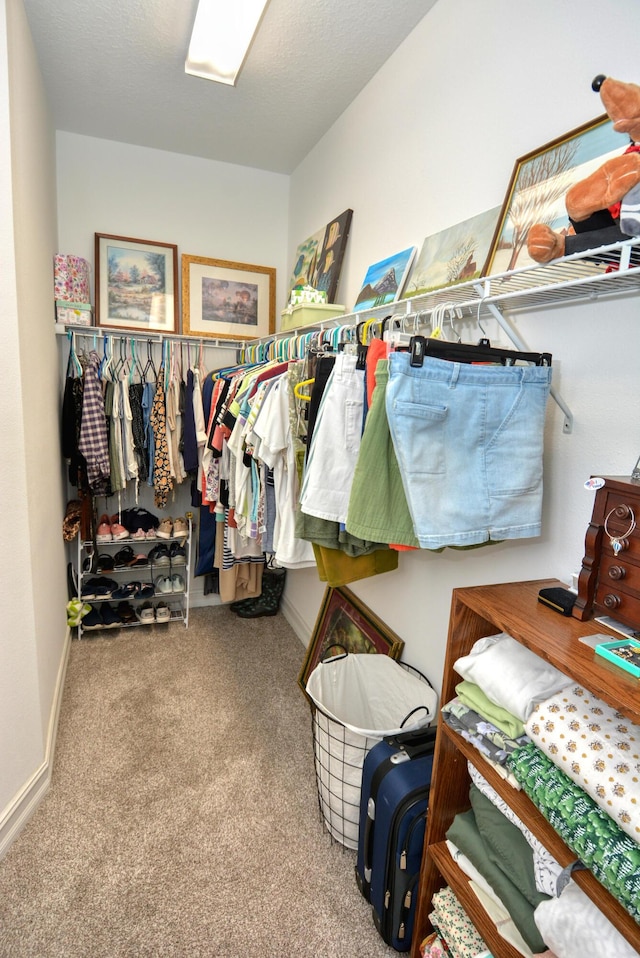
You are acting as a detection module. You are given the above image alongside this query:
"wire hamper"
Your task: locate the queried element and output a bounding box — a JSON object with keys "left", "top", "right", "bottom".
{"left": 306, "top": 655, "right": 437, "bottom": 850}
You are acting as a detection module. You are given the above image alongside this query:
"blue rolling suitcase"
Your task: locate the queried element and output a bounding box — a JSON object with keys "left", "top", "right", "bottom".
{"left": 355, "top": 726, "right": 436, "bottom": 952}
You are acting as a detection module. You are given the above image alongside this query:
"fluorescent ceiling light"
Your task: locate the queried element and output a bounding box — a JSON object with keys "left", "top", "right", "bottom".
{"left": 185, "top": 0, "right": 269, "bottom": 86}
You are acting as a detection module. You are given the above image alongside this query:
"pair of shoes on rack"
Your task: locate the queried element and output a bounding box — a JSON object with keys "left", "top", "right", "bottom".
{"left": 148, "top": 544, "right": 171, "bottom": 567}
{"left": 131, "top": 527, "right": 157, "bottom": 541}
{"left": 81, "top": 576, "right": 118, "bottom": 600}
{"left": 154, "top": 574, "right": 184, "bottom": 594}
{"left": 137, "top": 601, "right": 172, "bottom": 623}
{"left": 228, "top": 567, "right": 287, "bottom": 618}
{"left": 111, "top": 581, "right": 155, "bottom": 601}
{"left": 96, "top": 514, "right": 129, "bottom": 542}
{"left": 82, "top": 603, "right": 122, "bottom": 630}
{"left": 156, "top": 517, "right": 188, "bottom": 539}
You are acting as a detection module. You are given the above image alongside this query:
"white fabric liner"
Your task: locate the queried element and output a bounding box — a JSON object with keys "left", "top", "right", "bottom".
{"left": 306, "top": 653, "right": 438, "bottom": 735}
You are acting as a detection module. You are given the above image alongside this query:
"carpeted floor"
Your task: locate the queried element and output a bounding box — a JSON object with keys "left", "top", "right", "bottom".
{"left": 0, "top": 608, "right": 397, "bottom": 957}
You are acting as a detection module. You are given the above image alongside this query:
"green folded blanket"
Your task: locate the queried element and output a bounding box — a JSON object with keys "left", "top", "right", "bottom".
{"left": 455, "top": 680, "right": 525, "bottom": 739}
{"left": 508, "top": 741, "right": 640, "bottom": 923}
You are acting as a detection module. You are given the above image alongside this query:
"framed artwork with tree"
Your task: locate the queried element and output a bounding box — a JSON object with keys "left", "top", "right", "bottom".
{"left": 484, "top": 115, "right": 626, "bottom": 275}
{"left": 401, "top": 208, "right": 500, "bottom": 299}
{"left": 95, "top": 233, "right": 178, "bottom": 333}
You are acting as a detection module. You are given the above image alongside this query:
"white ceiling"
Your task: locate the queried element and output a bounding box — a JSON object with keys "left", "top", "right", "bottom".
{"left": 22, "top": 0, "right": 436, "bottom": 175}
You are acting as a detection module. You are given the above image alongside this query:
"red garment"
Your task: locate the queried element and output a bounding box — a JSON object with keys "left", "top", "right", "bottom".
{"left": 608, "top": 142, "right": 640, "bottom": 221}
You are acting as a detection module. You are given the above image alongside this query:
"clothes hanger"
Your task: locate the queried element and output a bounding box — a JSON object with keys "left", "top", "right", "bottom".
{"left": 407, "top": 334, "right": 552, "bottom": 367}
{"left": 293, "top": 378, "right": 315, "bottom": 401}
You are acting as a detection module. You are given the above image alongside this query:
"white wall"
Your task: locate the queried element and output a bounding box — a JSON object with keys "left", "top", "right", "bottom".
{"left": 0, "top": 0, "right": 67, "bottom": 849}
{"left": 285, "top": 0, "right": 640, "bottom": 691}
{"left": 57, "top": 133, "right": 290, "bottom": 316}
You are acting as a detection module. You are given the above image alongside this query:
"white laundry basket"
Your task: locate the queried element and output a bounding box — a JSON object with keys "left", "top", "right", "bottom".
{"left": 305, "top": 653, "right": 438, "bottom": 849}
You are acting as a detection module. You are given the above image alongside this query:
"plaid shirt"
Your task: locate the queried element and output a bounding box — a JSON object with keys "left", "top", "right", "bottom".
{"left": 78, "top": 351, "right": 110, "bottom": 491}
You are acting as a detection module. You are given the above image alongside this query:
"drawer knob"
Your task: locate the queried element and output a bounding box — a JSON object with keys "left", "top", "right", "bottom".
{"left": 614, "top": 504, "right": 633, "bottom": 520}
{"left": 608, "top": 565, "right": 626, "bottom": 580}
{"left": 603, "top": 593, "right": 621, "bottom": 609}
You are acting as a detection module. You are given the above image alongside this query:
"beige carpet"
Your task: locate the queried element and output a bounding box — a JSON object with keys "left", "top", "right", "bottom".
{"left": 0, "top": 608, "right": 397, "bottom": 957}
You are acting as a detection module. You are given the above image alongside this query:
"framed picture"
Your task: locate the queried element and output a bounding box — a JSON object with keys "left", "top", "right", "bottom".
{"left": 298, "top": 585, "right": 404, "bottom": 696}
{"left": 353, "top": 246, "right": 416, "bottom": 312}
{"left": 485, "top": 115, "right": 627, "bottom": 275}
{"left": 182, "top": 255, "right": 275, "bottom": 340}
{"left": 95, "top": 233, "right": 178, "bottom": 333}
{"left": 401, "top": 208, "right": 501, "bottom": 299}
{"left": 288, "top": 208, "right": 353, "bottom": 305}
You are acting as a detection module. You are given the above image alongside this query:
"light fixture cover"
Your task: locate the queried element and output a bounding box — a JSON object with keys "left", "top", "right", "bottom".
{"left": 185, "top": 0, "right": 269, "bottom": 86}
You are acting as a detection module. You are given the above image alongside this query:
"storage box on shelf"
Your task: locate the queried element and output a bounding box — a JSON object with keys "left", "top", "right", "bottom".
{"left": 76, "top": 517, "right": 192, "bottom": 638}
{"left": 410, "top": 578, "right": 640, "bottom": 958}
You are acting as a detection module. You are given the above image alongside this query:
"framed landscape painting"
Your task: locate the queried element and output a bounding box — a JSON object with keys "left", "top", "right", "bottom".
{"left": 352, "top": 246, "right": 416, "bottom": 312}
{"left": 401, "top": 208, "right": 500, "bottom": 299}
{"left": 485, "top": 115, "right": 626, "bottom": 275}
{"left": 182, "top": 254, "right": 275, "bottom": 340}
{"left": 298, "top": 586, "right": 404, "bottom": 696}
{"left": 95, "top": 233, "right": 178, "bottom": 332}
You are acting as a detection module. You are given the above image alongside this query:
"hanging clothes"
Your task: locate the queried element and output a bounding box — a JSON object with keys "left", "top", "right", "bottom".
{"left": 385, "top": 351, "right": 552, "bottom": 548}
{"left": 77, "top": 351, "right": 110, "bottom": 494}
{"left": 150, "top": 368, "right": 173, "bottom": 509}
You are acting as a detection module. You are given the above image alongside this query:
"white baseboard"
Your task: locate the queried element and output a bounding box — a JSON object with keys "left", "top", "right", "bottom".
{"left": 0, "top": 627, "right": 72, "bottom": 859}
{"left": 281, "top": 594, "right": 309, "bottom": 647}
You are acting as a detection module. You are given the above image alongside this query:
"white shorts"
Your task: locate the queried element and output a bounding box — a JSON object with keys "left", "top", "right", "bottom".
{"left": 299, "top": 353, "right": 364, "bottom": 524}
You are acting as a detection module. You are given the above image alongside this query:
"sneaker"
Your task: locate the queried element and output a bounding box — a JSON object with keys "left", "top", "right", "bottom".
{"left": 81, "top": 576, "right": 116, "bottom": 600}
{"left": 154, "top": 575, "right": 173, "bottom": 595}
{"left": 132, "top": 528, "right": 147, "bottom": 541}
{"left": 100, "top": 603, "right": 122, "bottom": 628}
{"left": 168, "top": 542, "right": 186, "bottom": 565}
{"left": 137, "top": 601, "right": 155, "bottom": 624}
{"left": 171, "top": 573, "right": 185, "bottom": 593}
{"left": 96, "top": 515, "right": 112, "bottom": 542}
{"left": 128, "top": 553, "right": 149, "bottom": 568}
{"left": 156, "top": 518, "right": 173, "bottom": 539}
{"left": 82, "top": 606, "right": 104, "bottom": 630}
{"left": 173, "top": 517, "right": 188, "bottom": 539}
{"left": 110, "top": 521, "right": 129, "bottom": 541}
{"left": 155, "top": 601, "right": 171, "bottom": 623}
{"left": 148, "top": 544, "right": 171, "bottom": 567}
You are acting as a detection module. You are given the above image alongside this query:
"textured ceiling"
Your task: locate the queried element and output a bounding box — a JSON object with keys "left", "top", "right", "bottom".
{"left": 22, "top": 0, "right": 436, "bottom": 174}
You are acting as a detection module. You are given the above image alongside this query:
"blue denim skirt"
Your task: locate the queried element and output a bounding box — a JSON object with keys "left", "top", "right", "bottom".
{"left": 386, "top": 352, "right": 552, "bottom": 548}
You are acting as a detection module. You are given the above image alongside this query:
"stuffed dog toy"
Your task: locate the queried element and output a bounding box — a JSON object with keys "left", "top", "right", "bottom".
{"left": 527, "top": 75, "right": 640, "bottom": 262}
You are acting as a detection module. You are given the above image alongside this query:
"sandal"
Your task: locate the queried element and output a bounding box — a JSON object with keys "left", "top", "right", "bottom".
{"left": 114, "top": 546, "right": 135, "bottom": 569}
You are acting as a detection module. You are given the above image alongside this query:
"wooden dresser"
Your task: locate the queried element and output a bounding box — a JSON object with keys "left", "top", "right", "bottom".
{"left": 573, "top": 475, "right": 640, "bottom": 631}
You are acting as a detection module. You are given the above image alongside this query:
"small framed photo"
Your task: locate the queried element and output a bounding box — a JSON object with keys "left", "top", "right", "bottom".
{"left": 182, "top": 254, "right": 275, "bottom": 340}
{"left": 353, "top": 246, "right": 416, "bottom": 312}
{"left": 95, "top": 233, "right": 178, "bottom": 333}
{"left": 298, "top": 586, "right": 404, "bottom": 696}
{"left": 484, "top": 115, "right": 625, "bottom": 275}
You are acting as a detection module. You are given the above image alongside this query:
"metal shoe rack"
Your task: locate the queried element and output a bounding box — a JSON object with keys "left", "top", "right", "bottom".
{"left": 75, "top": 515, "right": 192, "bottom": 638}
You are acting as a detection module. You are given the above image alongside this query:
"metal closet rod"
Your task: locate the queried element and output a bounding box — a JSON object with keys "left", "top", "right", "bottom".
{"left": 59, "top": 323, "right": 242, "bottom": 350}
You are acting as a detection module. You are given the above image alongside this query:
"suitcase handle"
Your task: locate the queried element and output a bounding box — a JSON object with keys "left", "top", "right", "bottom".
{"left": 384, "top": 723, "right": 437, "bottom": 758}
{"left": 363, "top": 798, "right": 375, "bottom": 888}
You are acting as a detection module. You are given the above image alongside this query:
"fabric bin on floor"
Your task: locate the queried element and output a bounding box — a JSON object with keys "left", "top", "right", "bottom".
{"left": 306, "top": 653, "right": 437, "bottom": 849}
